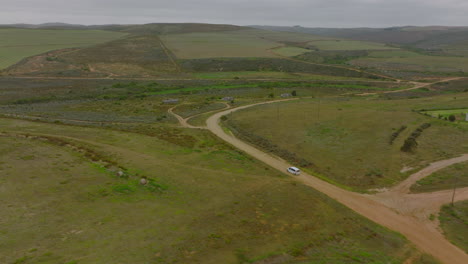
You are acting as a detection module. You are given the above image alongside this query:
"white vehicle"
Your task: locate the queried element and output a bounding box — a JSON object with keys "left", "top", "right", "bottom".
{"left": 287, "top": 167, "right": 301, "bottom": 175}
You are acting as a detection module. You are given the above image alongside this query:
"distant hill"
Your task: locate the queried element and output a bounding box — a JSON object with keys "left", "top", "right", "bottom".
{"left": 251, "top": 25, "right": 468, "bottom": 49}
{"left": 0, "top": 22, "right": 247, "bottom": 34}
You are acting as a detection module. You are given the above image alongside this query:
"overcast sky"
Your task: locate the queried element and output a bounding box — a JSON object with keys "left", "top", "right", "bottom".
{"left": 1, "top": 0, "right": 467, "bottom": 28}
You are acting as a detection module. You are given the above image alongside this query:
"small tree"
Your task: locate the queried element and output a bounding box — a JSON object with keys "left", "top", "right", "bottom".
{"left": 448, "top": 114, "right": 456, "bottom": 122}
{"left": 401, "top": 137, "right": 418, "bottom": 152}
{"left": 291, "top": 90, "right": 297, "bottom": 96}
{"left": 268, "top": 93, "right": 274, "bottom": 98}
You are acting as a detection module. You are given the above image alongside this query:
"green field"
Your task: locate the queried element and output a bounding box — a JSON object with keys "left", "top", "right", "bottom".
{"left": 192, "top": 71, "right": 378, "bottom": 81}
{"left": 422, "top": 108, "right": 468, "bottom": 118}
{"left": 225, "top": 93, "right": 468, "bottom": 191}
{"left": 351, "top": 54, "right": 468, "bottom": 73}
{"left": 272, "top": 47, "right": 310, "bottom": 57}
{"left": 160, "top": 30, "right": 280, "bottom": 59}
{"left": 439, "top": 201, "right": 468, "bottom": 253}
{"left": 0, "top": 29, "right": 126, "bottom": 69}
{"left": 309, "top": 40, "right": 397, "bottom": 51}
{"left": 411, "top": 161, "right": 468, "bottom": 193}
{"left": 0, "top": 118, "right": 425, "bottom": 264}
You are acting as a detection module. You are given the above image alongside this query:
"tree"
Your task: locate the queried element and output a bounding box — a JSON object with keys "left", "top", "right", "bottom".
{"left": 291, "top": 90, "right": 297, "bottom": 96}
{"left": 448, "top": 115, "right": 456, "bottom": 122}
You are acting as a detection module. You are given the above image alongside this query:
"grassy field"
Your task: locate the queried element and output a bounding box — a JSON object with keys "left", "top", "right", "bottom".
{"left": 309, "top": 40, "right": 397, "bottom": 51}
{"left": 0, "top": 118, "right": 429, "bottom": 264}
{"left": 225, "top": 93, "right": 468, "bottom": 191}
{"left": 4, "top": 34, "right": 178, "bottom": 77}
{"left": 192, "top": 71, "right": 382, "bottom": 81}
{"left": 351, "top": 54, "right": 468, "bottom": 73}
{"left": 411, "top": 161, "right": 468, "bottom": 193}
{"left": 0, "top": 29, "right": 126, "bottom": 69}
{"left": 272, "top": 47, "right": 310, "bottom": 57}
{"left": 439, "top": 201, "right": 468, "bottom": 253}
{"left": 422, "top": 108, "right": 468, "bottom": 120}
{"left": 160, "top": 30, "right": 280, "bottom": 59}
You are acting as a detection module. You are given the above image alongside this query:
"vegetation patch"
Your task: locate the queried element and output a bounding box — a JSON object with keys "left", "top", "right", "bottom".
{"left": 400, "top": 123, "right": 431, "bottom": 153}
{"left": 411, "top": 161, "right": 468, "bottom": 193}
{"left": 389, "top": 125, "right": 407, "bottom": 145}
{"left": 0, "top": 28, "right": 126, "bottom": 69}
{"left": 439, "top": 201, "right": 468, "bottom": 253}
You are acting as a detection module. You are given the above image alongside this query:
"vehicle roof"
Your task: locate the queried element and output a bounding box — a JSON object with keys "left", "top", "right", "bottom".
{"left": 289, "top": 167, "right": 300, "bottom": 171}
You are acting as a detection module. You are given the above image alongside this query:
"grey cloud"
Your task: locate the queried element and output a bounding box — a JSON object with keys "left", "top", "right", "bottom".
{"left": 0, "top": 0, "right": 467, "bottom": 27}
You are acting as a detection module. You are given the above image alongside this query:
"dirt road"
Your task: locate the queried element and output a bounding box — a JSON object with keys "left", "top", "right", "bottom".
{"left": 357, "top": 77, "right": 464, "bottom": 96}
{"left": 201, "top": 100, "right": 468, "bottom": 264}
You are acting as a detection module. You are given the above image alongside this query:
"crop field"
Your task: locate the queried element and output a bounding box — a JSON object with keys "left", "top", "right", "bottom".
{"left": 272, "top": 47, "right": 310, "bottom": 57}
{"left": 411, "top": 161, "right": 468, "bottom": 193}
{"left": 0, "top": 118, "right": 430, "bottom": 264}
{"left": 0, "top": 29, "right": 126, "bottom": 69}
{"left": 309, "top": 40, "right": 397, "bottom": 51}
{"left": 224, "top": 93, "right": 468, "bottom": 191}
{"left": 439, "top": 201, "right": 468, "bottom": 253}
{"left": 160, "top": 30, "right": 280, "bottom": 59}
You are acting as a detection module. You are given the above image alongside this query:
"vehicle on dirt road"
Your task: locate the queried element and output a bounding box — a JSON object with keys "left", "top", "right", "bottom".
{"left": 287, "top": 167, "right": 301, "bottom": 175}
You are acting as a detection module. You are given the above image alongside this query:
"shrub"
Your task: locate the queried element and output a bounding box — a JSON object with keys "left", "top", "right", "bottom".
{"left": 389, "top": 125, "right": 407, "bottom": 145}
{"left": 401, "top": 137, "right": 418, "bottom": 152}
{"left": 448, "top": 114, "right": 456, "bottom": 122}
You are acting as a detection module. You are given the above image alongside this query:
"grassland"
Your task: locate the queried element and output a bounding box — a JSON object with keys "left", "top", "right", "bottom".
{"left": 0, "top": 29, "right": 126, "bottom": 69}
{"left": 225, "top": 93, "right": 468, "bottom": 191}
{"left": 351, "top": 54, "right": 468, "bottom": 73}
{"left": 410, "top": 161, "right": 468, "bottom": 193}
{"left": 192, "top": 71, "right": 382, "bottom": 81}
{"left": 160, "top": 30, "right": 280, "bottom": 59}
{"left": 422, "top": 108, "right": 468, "bottom": 120}
{"left": 272, "top": 47, "right": 310, "bottom": 57}
{"left": 0, "top": 118, "right": 426, "bottom": 264}
{"left": 309, "top": 40, "right": 396, "bottom": 51}
{"left": 439, "top": 201, "right": 468, "bottom": 253}
{"left": 4, "top": 34, "right": 178, "bottom": 77}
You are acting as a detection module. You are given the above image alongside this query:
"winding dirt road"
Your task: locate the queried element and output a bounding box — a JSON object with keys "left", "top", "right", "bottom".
{"left": 180, "top": 100, "right": 468, "bottom": 264}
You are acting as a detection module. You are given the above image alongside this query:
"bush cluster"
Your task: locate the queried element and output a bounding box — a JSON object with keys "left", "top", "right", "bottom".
{"left": 400, "top": 123, "right": 431, "bottom": 152}
{"left": 389, "top": 125, "right": 407, "bottom": 145}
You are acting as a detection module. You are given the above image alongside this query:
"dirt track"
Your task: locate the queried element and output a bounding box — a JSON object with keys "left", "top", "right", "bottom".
{"left": 186, "top": 99, "right": 468, "bottom": 264}
{"left": 357, "top": 77, "right": 464, "bottom": 96}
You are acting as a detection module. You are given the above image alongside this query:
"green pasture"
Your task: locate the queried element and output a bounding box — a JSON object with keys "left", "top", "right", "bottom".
{"left": 422, "top": 108, "right": 468, "bottom": 118}
{"left": 225, "top": 92, "right": 468, "bottom": 191}
{"left": 192, "top": 71, "right": 376, "bottom": 81}
{"left": 440, "top": 201, "right": 468, "bottom": 253}
{"left": 272, "top": 46, "right": 310, "bottom": 57}
{"left": 309, "top": 40, "right": 397, "bottom": 51}
{"left": 411, "top": 161, "right": 468, "bottom": 193}
{"left": 0, "top": 29, "right": 126, "bottom": 69}
{"left": 0, "top": 118, "right": 424, "bottom": 263}
{"left": 160, "top": 30, "right": 280, "bottom": 59}
{"left": 351, "top": 54, "right": 468, "bottom": 73}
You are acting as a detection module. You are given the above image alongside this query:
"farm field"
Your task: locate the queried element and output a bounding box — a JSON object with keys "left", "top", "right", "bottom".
{"left": 272, "top": 47, "right": 310, "bottom": 57}
{"left": 0, "top": 29, "right": 126, "bottom": 69}
{"left": 0, "top": 118, "right": 430, "bottom": 264}
{"left": 410, "top": 161, "right": 468, "bottom": 193}
{"left": 160, "top": 30, "right": 280, "bottom": 59}
{"left": 308, "top": 40, "right": 397, "bottom": 51}
{"left": 224, "top": 93, "right": 468, "bottom": 191}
